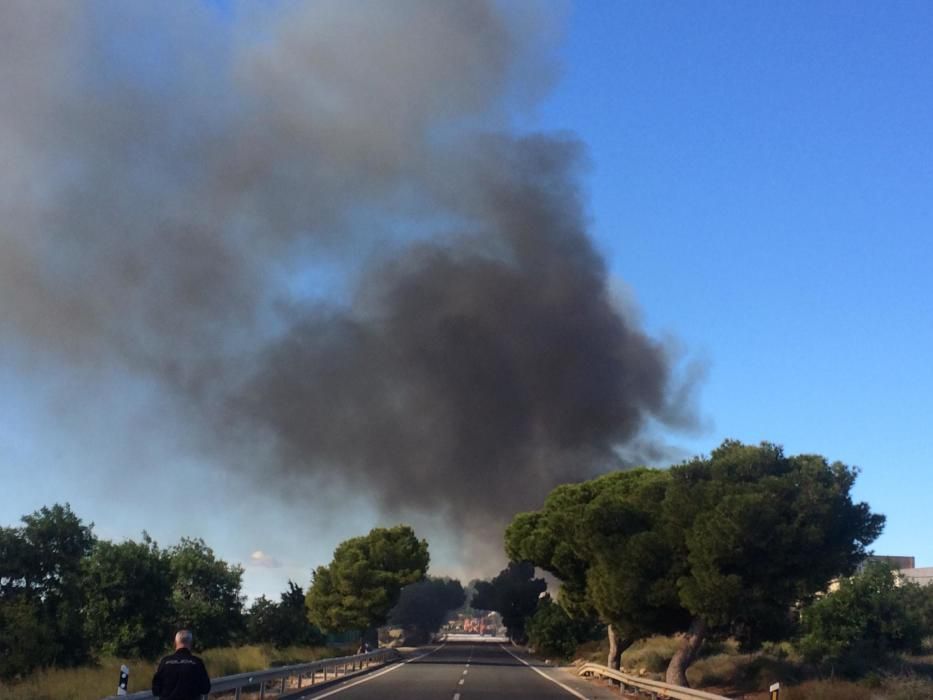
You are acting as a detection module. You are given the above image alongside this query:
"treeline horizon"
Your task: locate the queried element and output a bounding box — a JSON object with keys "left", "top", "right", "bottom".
{"left": 0, "top": 505, "right": 473, "bottom": 682}
{"left": 5, "top": 439, "right": 930, "bottom": 691}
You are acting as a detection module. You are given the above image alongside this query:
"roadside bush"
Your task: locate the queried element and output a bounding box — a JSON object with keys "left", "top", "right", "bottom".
{"left": 799, "top": 562, "right": 927, "bottom": 669}
{"left": 526, "top": 596, "right": 600, "bottom": 659}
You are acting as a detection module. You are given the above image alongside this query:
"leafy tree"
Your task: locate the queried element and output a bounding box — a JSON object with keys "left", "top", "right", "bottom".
{"left": 0, "top": 527, "right": 30, "bottom": 600}
{"left": 526, "top": 595, "right": 601, "bottom": 660}
{"left": 507, "top": 441, "right": 884, "bottom": 686}
{"left": 0, "top": 598, "right": 51, "bottom": 680}
{"left": 306, "top": 525, "right": 429, "bottom": 644}
{"left": 277, "top": 581, "right": 324, "bottom": 646}
{"left": 0, "top": 504, "right": 95, "bottom": 668}
{"left": 248, "top": 582, "right": 323, "bottom": 647}
{"left": 661, "top": 441, "right": 884, "bottom": 686}
{"left": 82, "top": 535, "right": 173, "bottom": 657}
{"left": 246, "top": 595, "right": 280, "bottom": 644}
{"left": 389, "top": 577, "right": 465, "bottom": 644}
{"left": 471, "top": 561, "right": 545, "bottom": 643}
{"left": 506, "top": 469, "right": 687, "bottom": 669}
{"left": 799, "top": 562, "right": 928, "bottom": 669}
{"left": 168, "top": 538, "right": 245, "bottom": 649}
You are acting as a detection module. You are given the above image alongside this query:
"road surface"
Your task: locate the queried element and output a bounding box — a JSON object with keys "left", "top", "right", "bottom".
{"left": 299, "top": 642, "right": 619, "bottom": 700}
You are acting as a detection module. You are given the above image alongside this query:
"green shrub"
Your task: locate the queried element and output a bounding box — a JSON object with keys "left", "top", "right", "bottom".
{"left": 526, "top": 596, "right": 600, "bottom": 660}
{"left": 798, "top": 562, "right": 928, "bottom": 669}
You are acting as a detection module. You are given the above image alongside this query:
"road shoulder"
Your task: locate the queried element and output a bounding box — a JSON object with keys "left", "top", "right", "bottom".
{"left": 500, "top": 646, "right": 627, "bottom": 700}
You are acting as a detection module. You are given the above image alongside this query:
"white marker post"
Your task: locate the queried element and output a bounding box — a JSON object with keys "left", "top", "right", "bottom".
{"left": 117, "top": 665, "right": 129, "bottom": 696}
{"left": 769, "top": 681, "right": 780, "bottom": 700}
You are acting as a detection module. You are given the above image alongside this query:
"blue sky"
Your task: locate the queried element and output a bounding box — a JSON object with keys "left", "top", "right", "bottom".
{"left": 531, "top": 0, "right": 932, "bottom": 563}
{"left": 1, "top": 1, "right": 930, "bottom": 600}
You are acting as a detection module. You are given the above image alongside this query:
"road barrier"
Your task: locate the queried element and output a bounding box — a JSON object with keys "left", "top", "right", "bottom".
{"left": 102, "top": 648, "right": 399, "bottom": 700}
{"left": 577, "top": 662, "right": 730, "bottom": 699}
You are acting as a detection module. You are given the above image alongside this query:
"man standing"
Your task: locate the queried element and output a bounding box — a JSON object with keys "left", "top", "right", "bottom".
{"left": 152, "top": 630, "right": 211, "bottom": 700}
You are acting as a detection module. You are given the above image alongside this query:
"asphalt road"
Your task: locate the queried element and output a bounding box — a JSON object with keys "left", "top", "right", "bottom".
{"left": 300, "top": 642, "right": 620, "bottom": 700}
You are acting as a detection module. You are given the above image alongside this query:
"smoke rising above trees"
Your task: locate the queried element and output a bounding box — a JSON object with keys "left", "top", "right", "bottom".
{"left": 0, "top": 1, "right": 699, "bottom": 551}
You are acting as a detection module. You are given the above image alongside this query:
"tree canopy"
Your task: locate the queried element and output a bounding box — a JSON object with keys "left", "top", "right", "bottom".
{"left": 169, "top": 537, "right": 246, "bottom": 649}
{"left": 506, "top": 440, "right": 884, "bottom": 686}
{"left": 388, "top": 577, "right": 465, "bottom": 644}
{"left": 306, "top": 525, "right": 429, "bottom": 637}
{"left": 471, "top": 561, "right": 546, "bottom": 643}
{"left": 0, "top": 504, "right": 95, "bottom": 673}
{"left": 662, "top": 441, "right": 883, "bottom": 685}
{"left": 247, "top": 581, "right": 323, "bottom": 647}
{"left": 82, "top": 535, "right": 173, "bottom": 657}
{"left": 506, "top": 468, "right": 687, "bottom": 668}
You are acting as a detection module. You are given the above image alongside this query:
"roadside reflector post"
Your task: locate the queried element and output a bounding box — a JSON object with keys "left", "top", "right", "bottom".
{"left": 117, "top": 665, "right": 129, "bottom": 696}
{"left": 770, "top": 682, "right": 780, "bottom": 699}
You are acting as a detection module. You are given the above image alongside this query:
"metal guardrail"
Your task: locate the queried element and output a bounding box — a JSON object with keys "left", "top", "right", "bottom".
{"left": 578, "top": 662, "right": 729, "bottom": 700}
{"left": 103, "top": 648, "right": 399, "bottom": 700}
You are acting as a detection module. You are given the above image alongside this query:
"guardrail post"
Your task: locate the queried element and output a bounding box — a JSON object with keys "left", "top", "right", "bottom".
{"left": 116, "top": 664, "right": 130, "bottom": 696}
{"left": 770, "top": 682, "right": 780, "bottom": 699}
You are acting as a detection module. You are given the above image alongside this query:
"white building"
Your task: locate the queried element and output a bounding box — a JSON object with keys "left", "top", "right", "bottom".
{"left": 900, "top": 567, "right": 933, "bottom": 587}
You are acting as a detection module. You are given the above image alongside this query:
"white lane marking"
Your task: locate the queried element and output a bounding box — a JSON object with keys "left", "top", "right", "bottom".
{"left": 499, "top": 644, "right": 588, "bottom": 700}
{"left": 462, "top": 669, "right": 468, "bottom": 675}
{"left": 458, "top": 679, "right": 465, "bottom": 685}
{"left": 453, "top": 695, "right": 460, "bottom": 700}
{"left": 308, "top": 645, "right": 446, "bottom": 698}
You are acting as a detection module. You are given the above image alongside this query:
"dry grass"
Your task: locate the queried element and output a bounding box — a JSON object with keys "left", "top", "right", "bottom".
{"left": 572, "top": 634, "right": 682, "bottom": 673}
{"left": 570, "top": 634, "right": 933, "bottom": 699}
{"left": 776, "top": 679, "right": 874, "bottom": 700}
{"left": 739, "top": 677, "right": 933, "bottom": 700}
{"left": 621, "top": 635, "right": 682, "bottom": 675}
{"left": 0, "top": 645, "right": 342, "bottom": 700}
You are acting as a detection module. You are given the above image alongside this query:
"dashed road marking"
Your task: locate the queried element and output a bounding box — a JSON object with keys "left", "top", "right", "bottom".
{"left": 458, "top": 678, "right": 465, "bottom": 685}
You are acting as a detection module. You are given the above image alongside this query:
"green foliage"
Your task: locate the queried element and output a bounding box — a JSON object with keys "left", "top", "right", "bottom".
{"left": 168, "top": 538, "right": 245, "bottom": 649}
{"left": 0, "top": 504, "right": 95, "bottom": 673}
{"left": 666, "top": 441, "right": 885, "bottom": 646}
{"left": 526, "top": 595, "right": 601, "bottom": 659}
{"left": 506, "top": 469, "right": 688, "bottom": 642}
{"left": 246, "top": 596, "right": 278, "bottom": 644}
{"left": 471, "top": 561, "right": 545, "bottom": 642}
{"left": 799, "top": 562, "right": 929, "bottom": 666}
{"left": 247, "top": 582, "right": 323, "bottom": 647}
{"left": 81, "top": 535, "right": 173, "bottom": 658}
{"left": 306, "top": 525, "right": 429, "bottom": 634}
{"left": 389, "top": 577, "right": 465, "bottom": 643}
{"left": 0, "top": 598, "right": 52, "bottom": 680}
{"left": 506, "top": 440, "right": 884, "bottom": 684}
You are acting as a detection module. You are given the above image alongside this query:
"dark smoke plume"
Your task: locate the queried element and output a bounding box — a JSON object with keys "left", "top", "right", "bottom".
{"left": 1, "top": 1, "right": 698, "bottom": 550}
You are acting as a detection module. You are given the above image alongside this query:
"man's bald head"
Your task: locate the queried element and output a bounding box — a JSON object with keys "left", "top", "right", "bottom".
{"left": 174, "top": 630, "right": 194, "bottom": 650}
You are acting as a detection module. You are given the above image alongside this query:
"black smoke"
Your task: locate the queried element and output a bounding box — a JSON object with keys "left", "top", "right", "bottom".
{"left": 0, "top": 1, "right": 699, "bottom": 551}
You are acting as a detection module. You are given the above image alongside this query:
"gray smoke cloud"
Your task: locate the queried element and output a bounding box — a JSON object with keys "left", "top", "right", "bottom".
{"left": 1, "top": 1, "right": 698, "bottom": 551}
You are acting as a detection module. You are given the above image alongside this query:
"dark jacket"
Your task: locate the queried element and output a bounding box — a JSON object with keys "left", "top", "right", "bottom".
{"left": 151, "top": 648, "right": 211, "bottom": 700}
